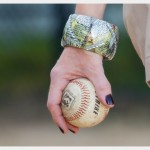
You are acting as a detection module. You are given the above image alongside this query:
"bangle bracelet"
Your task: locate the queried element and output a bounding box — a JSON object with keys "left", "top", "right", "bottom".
{"left": 61, "top": 14, "right": 119, "bottom": 60}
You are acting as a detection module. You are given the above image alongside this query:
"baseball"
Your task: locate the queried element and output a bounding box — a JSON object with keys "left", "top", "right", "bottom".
{"left": 61, "top": 78, "right": 109, "bottom": 128}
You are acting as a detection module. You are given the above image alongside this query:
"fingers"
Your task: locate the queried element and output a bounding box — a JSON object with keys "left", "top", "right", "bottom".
{"left": 47, "top": 79, "right": 68, "bottom": 133}
{"left": 88, "top": 67, "right": 115, "bottom": 109}
{"left": 47, "top": 69, "right": 79, "bottom": 134}
{"left": 66, "top": 122, "right": 80, "bottom": 134}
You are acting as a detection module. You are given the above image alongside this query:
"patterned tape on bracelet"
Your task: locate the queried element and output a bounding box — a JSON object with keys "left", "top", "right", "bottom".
{"left": 61, "top": 14, "right": 119, "bottom": 60}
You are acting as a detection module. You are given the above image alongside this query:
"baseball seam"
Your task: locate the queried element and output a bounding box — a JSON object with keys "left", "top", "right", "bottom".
{"left": 65, "top": 80, "right": 90, "bottom": 121}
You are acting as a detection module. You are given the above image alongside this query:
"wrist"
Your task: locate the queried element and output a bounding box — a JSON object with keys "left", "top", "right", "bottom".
{"left": 64, "top": 46, "right": 103, "bottom": 62}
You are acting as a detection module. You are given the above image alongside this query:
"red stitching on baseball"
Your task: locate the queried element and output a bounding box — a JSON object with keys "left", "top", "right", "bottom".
{"left": 65, "top": 79, "right": 90, "bottom": 122}
{"left": 81, "top": 102, "right": 88, "bottom": 107}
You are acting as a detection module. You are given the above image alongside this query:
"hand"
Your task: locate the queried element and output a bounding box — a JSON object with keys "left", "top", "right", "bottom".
{"left": 47, "top": 46, "right": 114, "bottom": 134}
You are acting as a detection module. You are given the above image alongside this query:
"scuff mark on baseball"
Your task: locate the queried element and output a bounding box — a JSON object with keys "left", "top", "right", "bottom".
{"left": 61, "top": 78, "right": 110, "bottom": 128}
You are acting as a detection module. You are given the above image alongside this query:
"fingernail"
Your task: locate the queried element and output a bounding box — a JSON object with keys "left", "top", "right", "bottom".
{"left": 105, "top": 94, "right": 114, "bottom": 105}
{"left": 58, "top": 127, "right": 64, "bottom": 134}
{"left": 69, "top": 129, "right": 75, "bottom": 134}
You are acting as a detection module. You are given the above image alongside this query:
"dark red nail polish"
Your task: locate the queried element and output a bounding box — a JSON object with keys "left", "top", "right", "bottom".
{"left": 69, "top": 129, "right": 75, "bottom": 134}
{"left": 105, "top": 94, "right": 114, "bottom": 105}
{"left": 59, "top": 127, "right": 64, "bottom": 134}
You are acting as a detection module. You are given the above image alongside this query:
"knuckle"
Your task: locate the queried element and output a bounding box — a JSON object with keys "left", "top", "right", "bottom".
{"left": 50, "top": 66, "right": 64, "bottom": 79}
{"left": 47, "top": 101, "right": 55, "bottom": 112}
{"left": 98, "top": 82, "right": 111, "bottom": 92}
{"left": 50, "top": 67, "right": 59, "bottom": 78}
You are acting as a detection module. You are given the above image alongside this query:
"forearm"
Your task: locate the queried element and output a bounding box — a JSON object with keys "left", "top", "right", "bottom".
{"left": 75, "top": 4, "right": 106, "bottom": 19}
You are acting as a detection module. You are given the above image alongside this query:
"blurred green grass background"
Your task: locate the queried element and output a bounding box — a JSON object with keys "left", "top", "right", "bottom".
{"left": 0, "top": 4, "right": 148, "bottom": 92}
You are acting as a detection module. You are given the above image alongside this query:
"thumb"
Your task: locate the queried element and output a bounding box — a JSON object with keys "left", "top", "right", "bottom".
{"left": 90, "top": 73, "right": 115, "bottom": 109}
